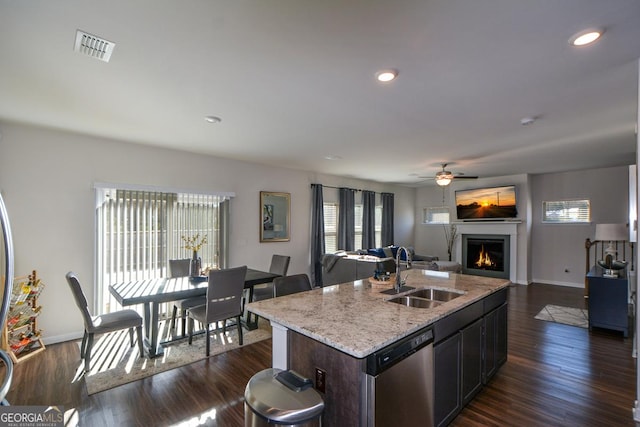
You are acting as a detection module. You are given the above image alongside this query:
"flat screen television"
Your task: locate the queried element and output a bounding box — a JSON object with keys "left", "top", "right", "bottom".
{"left": 455, "top": 185, "right": 518, "bottom": 220}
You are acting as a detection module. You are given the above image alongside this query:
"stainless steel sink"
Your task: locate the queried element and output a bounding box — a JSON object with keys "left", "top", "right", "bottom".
{"left": 387, "top": 296, "right": 442, "bottom": 309}
{"left": 386, "top": 287, "right": 465, "bottom": 309}
{"left": 380, "top": 285, "right": 414, "bottom": 295}
{"left": 406, "top": 288, "right": 464, "bottom": 302}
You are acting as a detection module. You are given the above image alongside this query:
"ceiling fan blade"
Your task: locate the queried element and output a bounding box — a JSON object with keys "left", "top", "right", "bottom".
{"left": 453, "top": 175, "right": 478, "bottom": 180}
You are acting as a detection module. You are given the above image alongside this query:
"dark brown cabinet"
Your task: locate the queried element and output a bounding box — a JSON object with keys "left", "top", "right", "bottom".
{"left": 484, "top": 302, "right": 508, "bottom": 382}
{"left": 434, "top": 289, "right": 508, "bottom": 427}
{"left": 434, "top": 332, "right": 461, "bottom": 427}
{"left": 461, "top": 318, "right": 484, "bottom": 404}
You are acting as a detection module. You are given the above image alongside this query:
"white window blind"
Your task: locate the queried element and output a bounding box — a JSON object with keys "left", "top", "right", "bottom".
{"left": 542, "top": 199, "right": 591, "bottom": 223}
{"left": 423, "top": 207, "right": 450, "bottom": 224}
{"left": 323, "top": 203, "right": 338, "bottom": 253}
{"left": 354, "top": 204, "right": 363, "bottom": 250}
{"left": 95, "top": 187, "right": 230, "bottom": 314}
{"left": 374, "top": 205, "right": 382, "bottom": 247}
{"left": 325, "top": 202, "right": 382, "bottom": 252}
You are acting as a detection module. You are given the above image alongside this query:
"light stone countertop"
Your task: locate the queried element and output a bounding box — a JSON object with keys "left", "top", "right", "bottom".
{"left": 247, "top": 269, "right": 510, "bottom": 358}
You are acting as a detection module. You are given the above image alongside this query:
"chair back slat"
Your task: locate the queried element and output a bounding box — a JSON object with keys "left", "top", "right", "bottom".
{"left": 273, "top": 273, "right": 312, "bottom": 298}
{"left": 205, "top": 265, "right": 247, "bottom": 323}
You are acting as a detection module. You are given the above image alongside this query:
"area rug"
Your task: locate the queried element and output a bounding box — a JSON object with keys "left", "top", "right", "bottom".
{"left": 534, "top": 304, "right": 588, "bottom": 329}
{"left": 81, "top": 319, "right": 271, "bottom": 395}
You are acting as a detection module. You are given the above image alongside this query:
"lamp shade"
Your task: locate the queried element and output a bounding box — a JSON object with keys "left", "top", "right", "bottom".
{"left": 594, "top": 223, "right": 627, "bottom": 242}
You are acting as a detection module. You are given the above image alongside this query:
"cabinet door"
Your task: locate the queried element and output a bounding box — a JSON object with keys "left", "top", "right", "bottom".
{"left": 484, "top": 303, "right": 508, "bottom": 383}
{"left": 588, "top": 276, "right": 628, "bottom": 336}
{"left": 434, "top": 333, "right": 461, "bottom": 427}
{"left": 461, "top": 318, "right": 483, "bottom": 404}
{"left": 495, "top": 303, "right": 508, "bottom": 367}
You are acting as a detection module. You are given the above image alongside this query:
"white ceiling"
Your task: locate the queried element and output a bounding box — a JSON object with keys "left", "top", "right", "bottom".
{"left": 1, "top": 0, "right": 639, "bottom": 186}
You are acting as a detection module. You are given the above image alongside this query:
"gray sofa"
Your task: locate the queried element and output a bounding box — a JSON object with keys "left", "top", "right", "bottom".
{"left": 321, "top": 254, "right": 395, "bottom": 286}
{"left": 321, "top": 249, "right": 460, "bottom": 286}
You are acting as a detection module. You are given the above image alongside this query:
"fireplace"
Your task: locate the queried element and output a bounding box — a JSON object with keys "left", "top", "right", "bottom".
{"left": 462, "top": 234, "right": 510, "bottom": 279}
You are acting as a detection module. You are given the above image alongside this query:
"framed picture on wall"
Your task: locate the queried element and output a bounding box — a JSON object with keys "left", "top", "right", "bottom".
{"left": 260, "top": 191, "right": 290, "bottom": 242}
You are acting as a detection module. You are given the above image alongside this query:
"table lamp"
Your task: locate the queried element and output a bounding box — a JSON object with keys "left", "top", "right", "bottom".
{"left": 594, "top": 223, "right": 628, "bottom": 278}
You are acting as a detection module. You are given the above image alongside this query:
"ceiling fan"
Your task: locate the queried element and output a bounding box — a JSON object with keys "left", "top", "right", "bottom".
{"left": 423, "top": 163, "right": 478, "bottom": 186}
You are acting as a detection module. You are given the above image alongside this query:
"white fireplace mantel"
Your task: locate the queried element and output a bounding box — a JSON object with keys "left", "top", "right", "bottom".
{"left": 454, "top": 221, "right": 519, "bottom": 283}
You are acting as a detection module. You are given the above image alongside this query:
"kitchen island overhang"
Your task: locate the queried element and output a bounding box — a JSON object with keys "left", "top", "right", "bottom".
{"left": 247, "top": 269, "right": 510, "bottom": 361}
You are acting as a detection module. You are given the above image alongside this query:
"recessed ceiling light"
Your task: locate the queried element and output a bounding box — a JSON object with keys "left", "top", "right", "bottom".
{"left": 204, "top": 116, "right": 222, "bottom": 123}
{"left": 569, "top": 28, "right": 604, "bottom": 46}
{"left": 324, "top": 155, "right": 342, "bottom": 160}
{"left": 520, "top": 116, "right": 537, "bottom": 126}
{"left": 375, "top": 69, "right": 398, "bottom": 83}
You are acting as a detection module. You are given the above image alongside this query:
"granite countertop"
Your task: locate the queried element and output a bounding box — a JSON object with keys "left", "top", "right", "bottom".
{"left": 247, "top": 269, "right": 510, "bottom": 358}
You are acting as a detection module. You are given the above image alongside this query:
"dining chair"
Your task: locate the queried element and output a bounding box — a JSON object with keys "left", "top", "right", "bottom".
{"left": 187, "top": 265, "right": 248, "bottom": 356}
{"left": 66, "top": 271, "right": 144, "bottom": 371}
{"left": 169, "top": 258, "right": 191, "bottom": 277}
{"left": 168, "top": 258, "right": 206, "bottom": 337}
{"left": 273, "top": 273, "right": 313, "bottom": 297}
{"left": 251, "top": 254, "right": 291, "bottom": 302}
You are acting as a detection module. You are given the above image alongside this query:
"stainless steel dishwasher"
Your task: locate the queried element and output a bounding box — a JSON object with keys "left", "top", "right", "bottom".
{"left": 363, "top": 327, "right": 434, "bottom": 427}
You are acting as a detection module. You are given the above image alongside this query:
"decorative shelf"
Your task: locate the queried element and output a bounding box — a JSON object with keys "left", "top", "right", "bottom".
{"left": 2, "top": 270, "right": 46, "bottom": 363}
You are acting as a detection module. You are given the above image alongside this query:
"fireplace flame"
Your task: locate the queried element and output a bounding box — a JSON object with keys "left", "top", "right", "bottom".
{"left": 475, "top": 244, "right": 495, "bottom": 268}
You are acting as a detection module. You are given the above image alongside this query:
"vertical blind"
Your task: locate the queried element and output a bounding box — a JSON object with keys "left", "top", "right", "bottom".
{"left": 95, "top": 187, "right": 230, "bottom": 314}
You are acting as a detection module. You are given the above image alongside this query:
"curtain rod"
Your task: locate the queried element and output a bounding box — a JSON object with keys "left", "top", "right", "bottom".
{"left": 323, "top": 185, "right": 362, "bottom": 192}
{"left": 310, "top": 183, "right": 362, "bottom": 191}
{"left": 311, "top": 184, "right": 394, "bottom": 195}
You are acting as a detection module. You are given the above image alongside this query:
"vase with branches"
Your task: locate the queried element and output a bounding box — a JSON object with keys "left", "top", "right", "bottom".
{"left": 182, "top": 234, "right": 207, "bottom": 276}
{"left": 443, "top": 224, "right": 458, "bottom": 261}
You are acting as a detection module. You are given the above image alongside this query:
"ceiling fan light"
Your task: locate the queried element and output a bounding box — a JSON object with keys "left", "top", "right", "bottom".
{"left": 435, "top": 171, "right": 453, "bottom": 186}
{"left": 436, "top": 177, "right": 452, "bottom": 186}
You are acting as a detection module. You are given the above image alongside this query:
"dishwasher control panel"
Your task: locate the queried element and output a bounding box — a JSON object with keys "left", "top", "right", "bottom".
{"left": 365, "top": 327, "right": 434, "bottom": 376}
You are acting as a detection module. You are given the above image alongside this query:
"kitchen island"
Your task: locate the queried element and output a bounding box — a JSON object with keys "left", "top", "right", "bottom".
{"left": 247, "top": 269, "right": 510, "bottom": 426}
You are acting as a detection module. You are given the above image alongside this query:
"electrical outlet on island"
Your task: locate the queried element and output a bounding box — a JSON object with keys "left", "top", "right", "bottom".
{"left": 315, "top": 368, "right": 326, "bottom": 393}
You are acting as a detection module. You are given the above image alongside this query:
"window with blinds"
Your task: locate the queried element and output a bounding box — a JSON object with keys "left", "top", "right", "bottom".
{"left": 354, "top": 204, "right": 382, "bottom": 250}
{"left": 542, "top": 199, "right": 591, "bottom": 223}
{"left": 95, "top": 187, "right": 231, "bottom": 314}
{"left": 423, "top": 206, "right": 450, "bottom": 224}
{"left": 324, "top": 202, "right": 382, "bottom": 253}
{"left": 323, "top": 203, "right": 338, "bottom": 253}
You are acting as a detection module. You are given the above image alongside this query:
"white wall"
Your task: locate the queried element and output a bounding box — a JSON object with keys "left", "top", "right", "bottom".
{"left": 530, "top": 166, "right": 629, "bottom": 287}
{"left": 0, "top": 122, "right": 414, "bottom": 343}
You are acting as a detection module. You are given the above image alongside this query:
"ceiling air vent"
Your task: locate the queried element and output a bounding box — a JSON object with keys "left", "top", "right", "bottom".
{"left": 74, "top": 30, "right": 115, "bottom": 63}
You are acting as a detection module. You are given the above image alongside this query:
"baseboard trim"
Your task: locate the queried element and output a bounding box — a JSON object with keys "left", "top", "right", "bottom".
{"left": 43, "top": 331, "right": 83, "bottom": 345}
{"left": 531, "top": 279, "right": 584, "bottom": 289}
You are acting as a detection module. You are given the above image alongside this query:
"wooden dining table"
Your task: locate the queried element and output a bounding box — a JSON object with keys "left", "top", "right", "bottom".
{"left": 109, "top": 268, "right": 280, "bottom": 358}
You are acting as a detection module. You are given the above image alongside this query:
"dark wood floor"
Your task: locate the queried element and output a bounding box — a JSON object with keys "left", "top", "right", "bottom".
{"left": 4, "top": 283, "right": 638, "bottom": 426}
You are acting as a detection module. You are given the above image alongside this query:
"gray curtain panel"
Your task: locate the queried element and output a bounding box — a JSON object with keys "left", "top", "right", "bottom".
{"left": 310, "top": 184, "right": 325, "bottom": 286}
{"left": 362, "top": 190, "right": 376, "bottom": 249}
{"left": 338, "top": 187, "right": 355, "bottom": 251}
{"left": 381, "top": 192, "right": 394, "bottom": 246}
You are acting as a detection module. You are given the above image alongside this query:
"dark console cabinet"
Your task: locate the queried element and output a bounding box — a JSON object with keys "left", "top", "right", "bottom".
{"left": 587, "top": 267, "right": 629, "bottom": 337}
